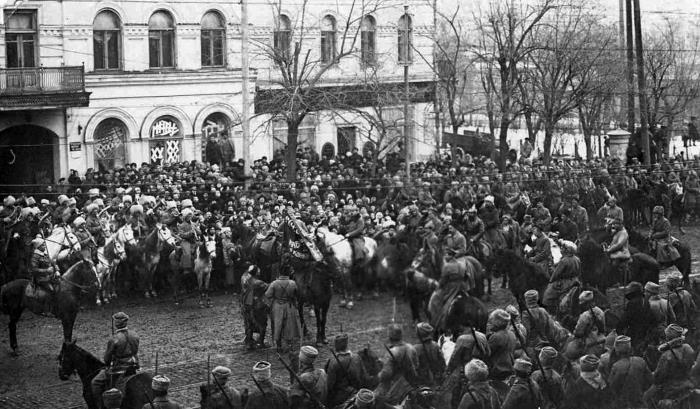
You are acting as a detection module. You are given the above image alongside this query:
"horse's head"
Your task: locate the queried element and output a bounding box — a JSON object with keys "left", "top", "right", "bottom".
{"left": 157, "top": 225, "right": 177, "bottom": 248}
{"left": 65, "top": 259, "right": 100, "bottom": 295}
{"left": 118, "top": 225, "right": 137, "bottom": 247}
{"left": 112, "top": 239, "right": 127, "bottom": 261}
{"left": 58, "top": 340, "right": 77, "bottom": 380}
{"left": 205, "top": 238, "right": 217, "bottom": 258}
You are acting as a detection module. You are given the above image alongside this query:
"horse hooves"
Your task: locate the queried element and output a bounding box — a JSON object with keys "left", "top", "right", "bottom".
{"left": 10, "top": 349, "right": 19, "bottom": 357}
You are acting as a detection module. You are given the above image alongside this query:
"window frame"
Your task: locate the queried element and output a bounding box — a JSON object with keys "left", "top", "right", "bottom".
{"left": 4, "top": 10, "right": 38, "bottom": 68}
{"left": 148, "top": 11, "right": 176, "bottom": 69}
{"left": 397, "top": 14, "right": 413, "bottom": 65}
{"left": 201, "top": 11, "right": 226, "bottom": 68}
{"left": 360, "top": 15, "right": 376, "bottom": 66}
{"left": 320, "top": 15, "right": 336, "bottom": 65}
{"left": 273, "top": 15, "right": 292, "bottom": 60}
{"left": 93, "top": 10, "right": 122, "bottom": 71}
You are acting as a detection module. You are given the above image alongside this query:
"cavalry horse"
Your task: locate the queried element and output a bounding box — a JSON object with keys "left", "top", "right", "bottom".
{"left": 133, "top": 225, "right": 176, "bottom": 299}
{"left": 627, "top": 228, "right": 692, "bottom": 285}
{"left": 194, "top": 236, "right": 217, "bottom": 308}
{"left": 58, "top": 340, "right": 153, "bottom": 409}
{"left": 112, "top": 224, "right": 138, "bottom": 293}
{"left": 231, "top": 222, "right": 282, "bottom": 282}
{"left": 1, "top": 259, "right": 98, "bottom": 354}
{"left": 578, "top": 228, "right": 660, "bottom": 290}
{"left": 295, "top": 260, "right": 333, "bottom": 346}
{"left": 95, "top": 236, "right": 126, "bottom": 305}
{"left": 489, "top": 248, "right": 550, "bottom": 309}
{"left": 315, "top": 225, "right": 377, "bottom": 309}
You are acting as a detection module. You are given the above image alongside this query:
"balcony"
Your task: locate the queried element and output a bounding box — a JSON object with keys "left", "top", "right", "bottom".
{"left": 0, "top": 66, "right": 91, "bottom": 111}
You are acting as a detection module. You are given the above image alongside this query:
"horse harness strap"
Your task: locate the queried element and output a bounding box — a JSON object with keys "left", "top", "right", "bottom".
{"left": 61, "top": 273, "right": 93, "bottom": 293}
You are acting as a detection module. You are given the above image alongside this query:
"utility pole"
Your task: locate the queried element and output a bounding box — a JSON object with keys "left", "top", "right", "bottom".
{"left": 241, "top": 0, "right": 251, "bottom": 176}
{"left": 432, "top": 0, "right": 440, "bottom": 160}
{"left": 403, "top": 4, "right": 411, "bottom": 180}
{"left": 618, "top": 0, "right": 626, "bottom": 127}
{"left": 625, "top": 0, "right": 635, "bottom": 135}
{"left": 633, "top": 0, "right": 651, "bottom": 165}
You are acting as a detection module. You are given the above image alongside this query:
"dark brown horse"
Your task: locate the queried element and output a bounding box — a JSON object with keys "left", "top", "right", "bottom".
{"left": 231, "top": 222, "right": 282, "bottom": 282}
{"left": 1, "top": 259, "right": 98, "bottom": 354}
{"left": 627, "top": 228, "right": 692, "bottom": 285}
{"left": 490, "top": 248, "right": 550, "bottom": 309}
{"left": 58, "top": 340, "right": 153, "bottom": 409}
{"left": 295, "top": 261, "right": 332, "bottom": 346}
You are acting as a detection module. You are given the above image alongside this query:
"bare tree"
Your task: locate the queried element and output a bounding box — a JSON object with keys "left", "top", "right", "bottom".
{"left": 253, "top": 0, "right": 385, "bottom": 181}
{"left": 522, "top": 3, "right": 615, "bottom": 163}
{"left": 473, "top": 0, "right": 557, "bottom": 170}
{"left": 642, "top": 20, "right": 700, "bottom": 139}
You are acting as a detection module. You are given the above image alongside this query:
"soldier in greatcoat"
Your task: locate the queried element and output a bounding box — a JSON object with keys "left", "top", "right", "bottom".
{"left": 289, "top": 346, "right": 327, "bottom": 409}
{"left": 325, "top": 333, "right": 371, "bottom": 408}
{"left": 245, "top": 361, "right": 289, "bottom": 409}
{"left": 265, "top": 270, "right": 302, "bottom": 374}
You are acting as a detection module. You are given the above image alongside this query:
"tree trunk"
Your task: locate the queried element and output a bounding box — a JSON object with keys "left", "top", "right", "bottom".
{"left": 286, "top": 120, "right": 300, "bottom": 182}
{"left": 498, "top": 115, "right": 510, "bottom": 171}
{"left": 543, "top": 121, "right": 554, "bottom": 165}
{"left": 451, "top": 124, "right": 459, "bottom": 163}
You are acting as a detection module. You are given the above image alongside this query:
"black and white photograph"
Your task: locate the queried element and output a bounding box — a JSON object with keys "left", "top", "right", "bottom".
{"left": 1, "top": 0, "right": 700, "bottom": 408}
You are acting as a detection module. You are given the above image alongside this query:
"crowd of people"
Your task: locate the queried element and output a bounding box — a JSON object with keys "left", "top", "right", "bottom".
{"left": 3, "top": 150, "right": 700, "bottom": 409}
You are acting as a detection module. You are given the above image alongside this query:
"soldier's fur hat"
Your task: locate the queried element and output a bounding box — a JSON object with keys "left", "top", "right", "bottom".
{"left": 465, "top": 359, "right": 488, "bottom": 381}
{"left": 252, "top": 361, "right": 271, "bottom": 381}
{"left": 334, "top": 334, "right": 349, "bottom": 352}
{"left": 299, "top": 345, "right": 319, "bottom": 364}
{"left": 151, "top": 375, "right": 170, "bottom": 392}
{"left": 112, "top": 311, "right": 129, "bottom": 329}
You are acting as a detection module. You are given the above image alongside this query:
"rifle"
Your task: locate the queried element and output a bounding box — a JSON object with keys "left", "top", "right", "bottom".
{"left": 211, "top": 374, "right": 235, "bottom": 408}
{"left": 250, "top": 374, "right": 267, "bottom": 397}
{"left": 329, "top": 348, "right": 358, "bottom": 390}
{"left": 143, "top": 387, "right": 156, "bottom": 409}
{"left": 511, "top": 314, "right": 554, "bottom": 406}
{"left": 277, "top": 353, "right": 328, "bottom": 409}
{"left": 383, "top": 344, "right": 420, "bottom": 390}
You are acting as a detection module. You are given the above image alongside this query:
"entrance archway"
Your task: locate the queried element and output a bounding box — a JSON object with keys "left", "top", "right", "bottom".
{"left": 0, "top": 125, "right": 57, "bottom": 194}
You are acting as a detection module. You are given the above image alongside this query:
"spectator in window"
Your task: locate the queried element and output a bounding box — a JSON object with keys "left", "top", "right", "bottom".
{"left": 206, "top": 136, "right": 223, "bottom": 166}
{"left": 219, "top": 131, "right": 236, "bottom": 164}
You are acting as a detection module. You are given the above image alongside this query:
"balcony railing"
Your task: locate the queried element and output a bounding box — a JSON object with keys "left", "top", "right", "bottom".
{"left": 0, "top": 66, "right": 89, "bottom": 110}
{"left": 0, "top": 65, "right": 86, "bottom": 95}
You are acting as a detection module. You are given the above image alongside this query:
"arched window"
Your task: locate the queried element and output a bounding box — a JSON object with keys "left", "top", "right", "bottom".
{"left": 361, "top": 15, "right": 376, "bottom": 65}
{"left": 149, "top": 11, "right": 175, "bottom": 68}
{"left": 201, "top": 11, "right": 225, "bottom": 67}
{"left": 93, "top": 10, "right": 121, "bottom": 70}
{"left": 363, "top": 141, "right": 376, "bottom": 158}
{"left": 398, "top": 14, "right": 412, "bottom": 64}
{"left": 320, "top": 15, "right": 336, "bottom": 64}
{"left": 274, "top": 15, "right": 291, "bottom": 59}
{"left": 321, "top": 142, "right": 335, "bottom": 159}
{"left": 94, "top": 118, "right": 127, "bottom": 171}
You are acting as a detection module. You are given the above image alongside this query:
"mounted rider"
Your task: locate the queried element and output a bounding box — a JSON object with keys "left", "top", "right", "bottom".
{"left": 526, "top": 222, "right": 552, "bottom": 275}
{"left": 375, "top": 324, "right": 419, "bottom": 405}
{"left": 30, "top": 235, "right": 59, "bottom": 294}
{"left": 666, "top": 273, "right": 697, "bottom": 331}
{"left": 340, "top": 204, "right": 366, "bottom": 263}
{"left": 128, "top": 204, "right": 147, "bottom": 240}
{"left": 463, "top": 205, "right": 485, "bottom": 244}
{"left": 160, "top": 201, "right": 180, "bottom": 233}
{"left": 649, "top": 205, "right": 681, "bottom": 263}
{"left": 542, "top": 241, "right": 580, "bottom": 312}
{"left": 604, "top": 218, "right": 630, "bottom": 283}
{"left": 177, "top": 206, "right": 200, "bottom": 272}
{"left": 643, "top": 324, "right": 695, "bottom": 408}
{"left": 597, "top": 196, "right": 624, "bottom": 230}
{"left": 91, "top": 312, "right": 140, "bottom": 409}
{"left": 73, "top": 217, "right": 97, "bottom": 263}
{"left": 85, "top": 203, "right": 105, "bottom": 247}
{"left": 530, "top": 200, "right": 552, "bottom": 232}
{"left": 15, "top": 206, "right": 41, "bottom": 272}
{"left": 479, "top": 195, "right": 506, "bottom": 252}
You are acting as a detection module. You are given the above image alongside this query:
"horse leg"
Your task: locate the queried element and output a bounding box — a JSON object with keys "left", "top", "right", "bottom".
{"left": 196, "top": 270, "right": 205, "bottom": 308}
{"left": 298, "top": 300, "right": 309, "bottom": 338}
{"left": 205, "top": 268, "right": 212, "bottom": 308}
{"left": 8, "top": 308, "right": 23, "bottom": 354}
{"left": 62, "top": 313, "right": 76, "bottom": 345}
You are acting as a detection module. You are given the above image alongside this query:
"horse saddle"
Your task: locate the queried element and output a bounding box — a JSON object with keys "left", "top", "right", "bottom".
{"left": 350, "top": 237, "right": 366, "bottom": 263}
{"left": 23, "top": 281, "right": 55, "bottom": 316}
{"left": 254, "top": 234, "right": 277, "bottom": 258}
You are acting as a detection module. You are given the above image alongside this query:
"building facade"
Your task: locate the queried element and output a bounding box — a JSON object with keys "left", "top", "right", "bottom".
{"left": 0, "top": 0, "right": 435, "bottom": 188}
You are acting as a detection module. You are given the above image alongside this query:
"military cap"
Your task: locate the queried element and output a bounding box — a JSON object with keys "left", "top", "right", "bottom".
{"left": 334, "top": 334, "right": 349, "bottom": 352}
{"left": 88, "top": 188, "right": 100, "bottom": 197}
{"left": 26, "top": 196, "right": 36, "bottom": 206}
{"left": 73, "top": 217, "right": 86, "bottom": 227}
{"left": 122, "top": 195, "right": 133, "bottom": 203}
{"left": 57, "top": 195, "right": 69, "bottom": 205}
{"left": 356, "top": 389, "right": 375, "bottom": 409}
{"left": 3, "top": 195, "right": 16, "bottom": 206}
{"left": 299, "top": 345, "right": 319, "bottom": 363}
{"left": 505, "top": 304, "right": 520, "bottom": 318}
{"left": 112, "top": 311, "right": 129, "bottom": 328}
{"left": 252, "top": 361, "right": 271, "bottom": 381}
{"left": 667, "top": 272, "right": 683, "bottom": 288}
{"left": 578, "top": 290, "right": 594, "bottom": 303}
{"left": 130, "top": 204, "right": 144, "bottom": 215}
{"left": 625, "top": 281, "right": 643, "bottom": 296}
{"left": 416, "top": 322, "right": 434, "bottom": 341}
{"left": 513, "top": 358, "right": 533, "bottom": 374}
{"left": 614, "top": 335, "right": 632, "bottom": 353}
{"left": 212, "top": 366, "right": 231, "bottom": 379}
{"left": 524, "top": 290, "right": 539, "bottom": 307}
{"left": 86, "top": 203, "right": 99, "bottom": 213}
{"left": 151, "top": 375, "right": 170, "bottom": 391}
{"left": 181, "top": 208, "right": 194, "bottom": 218}
{"left": 465, "top": 359, "right": 489, "bottom": 381}
{"left": 538, "top": 346, "right": 558, "bottom": 367}
{"left": 664, "top": 323, "right": 686, "bottom": 340}
{"left": 181, "top": 199, "right": 193, "bottom": 208}
{"left": 644, "top": 281, "right": 659, "bottom": 295}
{"left": 580, "top": 354, "right": 599, "bottom": 372}
{"left": 490, "top": 308, "right": 511, "bottom": 328}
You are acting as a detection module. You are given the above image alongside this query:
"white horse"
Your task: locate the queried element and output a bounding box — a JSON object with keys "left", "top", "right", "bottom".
{"left": 194, "top": 236, "right": 217, "bottom": 308}
{"left": 315, "top": 225, "right": 377, "bottom": 310}
{"left": 94, "top": 236, "right": 126, "bottom": 306}
{"left": 113, "top": 224, "right": 137, "bottom": 248}
{"left": 43, "top": 226, "right": 81, "bottom": 263}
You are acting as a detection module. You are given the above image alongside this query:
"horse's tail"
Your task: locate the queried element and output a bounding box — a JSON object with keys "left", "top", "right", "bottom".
{"left": 0, "top": 284, "right": 7, "bottom": 314}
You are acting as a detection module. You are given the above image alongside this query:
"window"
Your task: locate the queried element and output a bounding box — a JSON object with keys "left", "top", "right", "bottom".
{"left": 149, "top": 115, "right": 182, "bottom": 164}
{"left": 398, "top": 14, "right": 412, "bottom": 64}
{"left": 321, "top": 142, "right": 335, "bottom": 159}
{"left": 272, "top": 117, "right": 316, "bottom": 153}
{"left": 94, "top": 118, "right": 127, "bottom": 171}
{"left": 4, "top": 10, "right": 37, "bottom": 68}
{"left": 337, "top": 126, "right": 356, "bottom": 156}
{"left": 320, "top": 15, "right": 336, "bottom": 65}
{"left": 149, "top": 11, "right": 175, "bottom": 68}
{"left": 273, "top": 15, "right": 291, "bottom": 60}
{"left": 93, "top": 10, "right": 121, "bottom": 70}
{"left": 201, "top": 11, "right": 225, "bottom": 67}
{"left": 360, "top": 15, "right": 376, "bottom": 65}
{"left": 363, "top": 141, "right": 376, "bottom": 157}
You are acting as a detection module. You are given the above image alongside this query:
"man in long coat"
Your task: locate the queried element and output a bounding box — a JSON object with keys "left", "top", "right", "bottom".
{"left": 265, "top": 270, "right": 302, "bottom": 374}
{"left": 608, "top": 335, "right": 652, "bottom": 408}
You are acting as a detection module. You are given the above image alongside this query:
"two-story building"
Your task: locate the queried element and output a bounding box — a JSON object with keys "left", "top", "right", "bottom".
{"left": 0, "top": 0, "right": 435, "bottom": 189}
